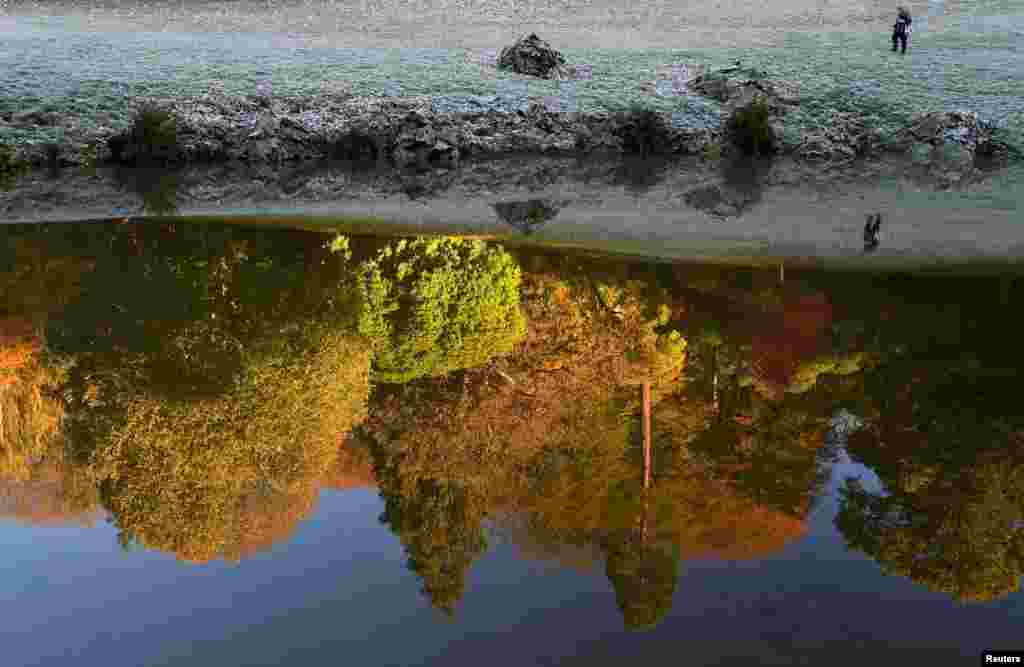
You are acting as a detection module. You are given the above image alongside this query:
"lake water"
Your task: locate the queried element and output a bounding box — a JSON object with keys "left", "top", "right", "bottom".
{"left": 2, "top": 219, "right": 1023, "bottom": 666}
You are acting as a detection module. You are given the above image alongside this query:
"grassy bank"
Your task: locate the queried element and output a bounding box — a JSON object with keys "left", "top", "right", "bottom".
{"left": 1, "top": 15, "right": 1021, "bottom": 150}
{"left": 1, "top": 6, "right": 1022, "bottom": 210}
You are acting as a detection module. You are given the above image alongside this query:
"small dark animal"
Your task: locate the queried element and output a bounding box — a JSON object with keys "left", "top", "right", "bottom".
{"left": 864, "top": 212, "right": 882, "bottom": 251}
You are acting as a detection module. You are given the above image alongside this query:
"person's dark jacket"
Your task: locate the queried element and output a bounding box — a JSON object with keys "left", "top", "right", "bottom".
{"left": 894, "top": 12, "right": 912, "bottom": 36}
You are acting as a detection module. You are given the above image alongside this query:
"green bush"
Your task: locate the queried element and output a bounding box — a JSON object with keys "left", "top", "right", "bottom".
{"left": 0, "top": 143, "right": 30, "bottom": 186}
{"left": 618, "top": 103, "right": 673, "bottom": 157}
{"left": 356, "top": 237, "right": 527, "bottom": 384}
{"left": 120, "top": 102, "right": 180, "bottom": 164}
{"left": 701, "top": 140, "right": 723, "bottom": 162}
{"left": 729, "top": 95, "right": 775, "bottom": 156}
{"left": 79, "top": 143, "right": 99, "bottom": 170}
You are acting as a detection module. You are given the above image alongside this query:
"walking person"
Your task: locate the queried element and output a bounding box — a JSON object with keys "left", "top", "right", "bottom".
{"left": 863, "top": 213, "right": 881, "bottom": 252}
{"left": 892, "top": 6, "right": 912, "bottom": 54}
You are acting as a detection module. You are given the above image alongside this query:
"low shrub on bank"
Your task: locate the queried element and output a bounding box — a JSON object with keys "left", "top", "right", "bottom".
{"left": 108, "top": 102, "right": 180, "bottom": 165}
{"left": 617, "top": 103, "right": 674, "bottom": 157}
{"left": 702, "top": 141, "right": 723, "bottom": 162}
{"left": 728, "top": 94, "right": 775, "bottom": 156}
{"left": 0, "top": 143, "right": 30, "bottom": 188}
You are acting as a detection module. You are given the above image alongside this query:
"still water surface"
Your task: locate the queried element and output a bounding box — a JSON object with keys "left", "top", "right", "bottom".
{"left": 2, "top": 220, "right": 1023, "bottom": 666}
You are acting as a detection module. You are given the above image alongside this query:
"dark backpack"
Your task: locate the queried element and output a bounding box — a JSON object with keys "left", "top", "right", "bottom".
{"left": 894, "top": 18, "right": 909, "bottom": 35}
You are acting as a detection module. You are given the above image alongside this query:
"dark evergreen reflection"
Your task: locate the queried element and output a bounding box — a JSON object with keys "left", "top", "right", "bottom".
{"left": 3, "top": 221, "right": 1024, "bottom": 624}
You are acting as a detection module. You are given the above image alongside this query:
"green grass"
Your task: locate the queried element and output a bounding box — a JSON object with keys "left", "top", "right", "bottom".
{"left": 1, "top": 36, "right": 1020, "bottom": 147}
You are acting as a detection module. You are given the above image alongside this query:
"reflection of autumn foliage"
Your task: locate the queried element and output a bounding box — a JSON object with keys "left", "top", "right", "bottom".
{"left": 0, "top": 234, "right": 99, "bottom": 519}
{"left": 0, "top": 319, "right": 41, "bottom": 389}
{"left": 1, "top": 232, "right": 93, "bottom": 481}
{"left": 506, "top": 415, "right": 812, "bottom": 629}
{"left": 498, "top": 513, "right": 605, "bottom": 574}
{"left": 366, "top": 256, "right": 824, "bottom": 627}
{"left": 41, "top": 224, "right": 377, "bottom": 563}
{"left": 838, "top": 445, "right": 1024, "bottom": 603}
{"left": 0, "top": 327, "right": 67, "bottom": 483}
{"left": 751, "top": 293, "right": 833, "bottom": 399}
{"left": 234, "top": 441, "right": 378, "bottom": 558}
{"left": 371, "top": 393, "right": 634, "bottom": 617}
{"left": 233, "top": 483, "right": 322, "bottom": 560}
{"left": 384, "top": 264, "right": 685, "bottom": 468}
{"left": 16, "top": 220, "right": 1024, "bottom": 619}
{"left": 686, "top": 405, "right": 831, "bottom": 520}
{"left": 0, "top": 460, "right": 101, "bottom": 526}
{"left": 839, "top": 359, "right": 1024, "bottom": 603}
{"left": 88, "top": 327, "right": 371, "bottom": 564}
{"left": 522, "top": 440, "right": 811, "bottom": 561}
{"left": 2, "top": 223, "right": 387, "bottom": 563}
{"left": 0, "top": 234, "right": 94, "bottom": 328}
{"left": 672, "top": 486, "right": 807, "bottom": 560}
{"left": 324, "top": 440, "right": 377, "bottom": 492}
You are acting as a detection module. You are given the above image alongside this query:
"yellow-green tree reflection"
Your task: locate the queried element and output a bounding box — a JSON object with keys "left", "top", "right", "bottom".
{"left": 357, "top": 237, "right": 527, "bottom": 384}
{"left": 43, "top": 224, "right": 373, "bottom": 563}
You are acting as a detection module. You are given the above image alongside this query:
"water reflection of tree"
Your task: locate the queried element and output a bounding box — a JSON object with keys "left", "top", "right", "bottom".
{"left": 515, "top": 401, "right": 681, "bottom": 630}
{"left": 6, "top": 221, "right": 1024, "bottom": 610}
{"left": 1, "top": 225, "right": 538, "bottom": 563}
{"left": 1, "top": 229, "right": 100, "bottom": 522}
{"left": 838, "top": 451, "right": 1024, "bottom": 603}
{"left": 604, "top": 525, "right": 679, "bottom": 629}
{"left": 375, "top": 470, "right": 489, "bottom": 617}
{"left": 365, "top": 258, "right": 833, "bottom": 628}
{"left": 357, "top": 237, "right": 527, "bottom": 384}
{"left": 28, "top": 223, "right": 373, "bottom": 562}
{"left": 83, "top": 322, "right": 370, "bottom": 563}
{"left": 810, "top": 268, "right": 1024, "bottom": 603}
{"left": 364, "top": 259, "right": 688, "bottom": 623}
{"left": 837, "top": 361, "right": 1024, "bottom": 603}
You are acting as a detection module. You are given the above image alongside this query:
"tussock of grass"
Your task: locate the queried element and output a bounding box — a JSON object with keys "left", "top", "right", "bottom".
{"left": 729, "top": 95, "right": 775, "bottom": 156}
{"left": 109, "top": 102, "right": 180, "bottom": 165}
{"left": 617, "top": 103, "right": 675, "bottom": 157}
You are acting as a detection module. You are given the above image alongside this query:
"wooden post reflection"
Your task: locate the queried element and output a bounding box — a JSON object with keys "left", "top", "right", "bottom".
{"left": 643, "top": 381, "right": 652, "bottom": 491}
{"left": 641, "top": 381, "right": 652, "bottom": 545}
{"left": 713, "top": 368, "right": 719, "bottom": 417}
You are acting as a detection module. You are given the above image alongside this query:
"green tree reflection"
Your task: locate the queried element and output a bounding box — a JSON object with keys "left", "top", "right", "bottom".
{"left": 374, "top": 470, "right": 489, "bottom": 617}
{"left": 604, "top": 529, "right": 679, "bottom": 629}
{"left": 356, "top": 237, "right": 527, "bottom": 384}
